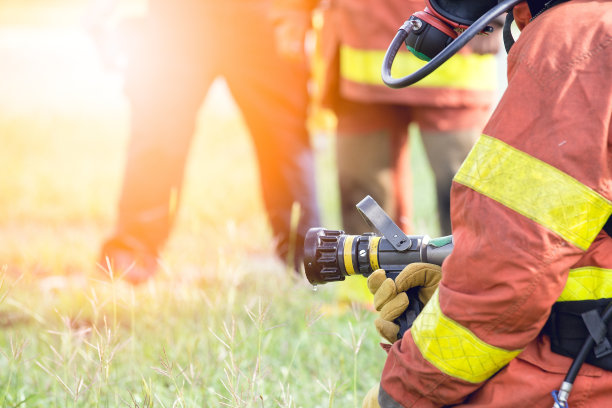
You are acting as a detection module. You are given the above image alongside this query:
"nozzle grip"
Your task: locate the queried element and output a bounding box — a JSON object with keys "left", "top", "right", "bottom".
{"left": 395, "top": 287, "right": 423, "bottom": 340}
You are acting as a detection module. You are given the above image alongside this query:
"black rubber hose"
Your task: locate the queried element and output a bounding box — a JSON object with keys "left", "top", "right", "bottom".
{"left": 381, "top": 0, "right": 523, "bottom": 88}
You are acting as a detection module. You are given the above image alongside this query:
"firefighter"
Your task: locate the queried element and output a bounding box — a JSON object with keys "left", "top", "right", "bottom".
{"left": 87, "top": 0, "right": 321, "bottom": 282}
{"left": 275, "top": 0, "right": 501, "bottom": 236}
{"left": 365, "top": 0, "right": 612, "bottom": 406}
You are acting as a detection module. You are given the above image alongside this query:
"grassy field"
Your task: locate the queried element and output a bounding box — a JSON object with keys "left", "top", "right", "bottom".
{"left": 0, "top": 2, "right": 439, "bottom": 407}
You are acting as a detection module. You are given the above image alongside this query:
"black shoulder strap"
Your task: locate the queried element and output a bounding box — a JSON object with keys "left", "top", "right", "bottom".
{"left": 604, "top": 216, "right": 612, "bottom": 237}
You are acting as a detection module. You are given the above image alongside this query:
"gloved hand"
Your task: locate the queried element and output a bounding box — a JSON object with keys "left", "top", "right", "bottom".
{"left": 367, "top": 263, "right": 442, "bottom": 343}
{"left": 362, "top": 384, "right": 380, "bottom": 408}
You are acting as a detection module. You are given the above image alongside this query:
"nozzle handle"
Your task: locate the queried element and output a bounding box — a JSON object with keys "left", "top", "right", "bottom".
{"left": 356, "top": 195, "right": 411, "bottom": 251}
{"left": 396, "top": 287, "right": 423, "bottom": 338}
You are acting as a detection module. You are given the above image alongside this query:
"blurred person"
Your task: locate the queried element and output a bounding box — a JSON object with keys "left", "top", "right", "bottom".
{"left": 276, "top": 0, "right": 502, "bottom": 236}
{"left": 86, "top": 0, "right": 321, "bottom": 283}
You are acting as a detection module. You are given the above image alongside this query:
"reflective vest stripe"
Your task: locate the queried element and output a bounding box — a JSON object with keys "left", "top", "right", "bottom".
{"left": 339, "top": 44, "right": 498, "bottom": 90}
{"left": 558, "top": 267, "right": 612, "bottom": 302}
{"left": 454, "top": 134, "right": 612, "bottom": 251}
{"left": 411, "top": 290, "right": 522, "bottom": 383}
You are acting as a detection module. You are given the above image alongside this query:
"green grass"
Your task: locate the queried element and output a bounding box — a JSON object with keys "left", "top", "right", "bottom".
{"left": 0, "top": 2, "right": 439, "bottom": 406}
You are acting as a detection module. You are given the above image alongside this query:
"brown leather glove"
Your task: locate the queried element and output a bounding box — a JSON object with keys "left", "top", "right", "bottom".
{"left": 367, "top": 263, "right": 442, "bottom": 343}
{"left": 361, "top": 384, "right": 380, "bottom": 408}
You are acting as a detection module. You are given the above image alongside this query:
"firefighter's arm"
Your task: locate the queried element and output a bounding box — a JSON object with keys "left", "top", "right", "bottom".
{"left": 377, "top": 51, "right": 608, "bottom": 406}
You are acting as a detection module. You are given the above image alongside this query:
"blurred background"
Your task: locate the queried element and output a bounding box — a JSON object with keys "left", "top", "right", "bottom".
{"left": 0, "top": 1, "right": 390, "bottom": 406}
{"left": 0, "top": 0, "right": 447, "bottom": 279}
{"left": 0, "top": 0, "right": 502, "bottom": 406}
{"left": 0, "top": 0, "right": 293, "bottom": 277}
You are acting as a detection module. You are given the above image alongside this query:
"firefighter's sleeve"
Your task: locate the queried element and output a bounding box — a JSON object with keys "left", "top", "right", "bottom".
{"left": 377, "top": 10, "right": 612, "bottom": 407}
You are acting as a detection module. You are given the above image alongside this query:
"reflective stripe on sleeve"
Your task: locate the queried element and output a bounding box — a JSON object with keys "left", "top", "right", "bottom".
{"left": 558, "top": 267, "right": 612, "bottom": 302}
{"left": 339, "top": 45, "right": 497, "bottom": 90}
{"left": 411, "top": 290, "right": 522, "bottom": 383}
{"left": 454, "top": 135, "right": 612, "bottom": 251}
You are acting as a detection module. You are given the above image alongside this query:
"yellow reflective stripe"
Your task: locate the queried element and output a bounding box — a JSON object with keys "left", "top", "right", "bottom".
{"left": 454, "top": 135, "right": 612, "bottom": 251}
{"left": 369, "top": 236, "right": 381, "bottom": 271}
{"left": 343, "top": 235, "right": 356, "bottom": 275}
{"left": 558, "top": 267, "right": 612, "bottom": 302}
{"left": 339, "top": 44, "right": 497, "bottom": 90}
{"left": 412, "top": 290, "right": 522, "bottom": 383}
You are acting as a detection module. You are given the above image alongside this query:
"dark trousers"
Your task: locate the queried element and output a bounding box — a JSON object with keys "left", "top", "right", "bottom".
{"left": 111, "top": 1, "right": 320, "bottom": 266}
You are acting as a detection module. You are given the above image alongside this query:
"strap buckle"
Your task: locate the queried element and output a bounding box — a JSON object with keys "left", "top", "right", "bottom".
{"left": 581, "top": 309, "right": 612, "bottom": 359}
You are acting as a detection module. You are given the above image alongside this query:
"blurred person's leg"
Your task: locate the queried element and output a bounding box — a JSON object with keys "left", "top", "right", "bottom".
{"left": 335, "top": 99, "right": 410, "bottom": 234}
{"left": 413, "top": 105, "right": 489, "bottom": 236}
{"left": 101, "top": 2, "right": 214, "bottom": 283}
{"left": 333, "top": 100, "right": 409, "bottom": 306}
{"left": 217, "top": 3, "right": 320, "bottom": 271}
